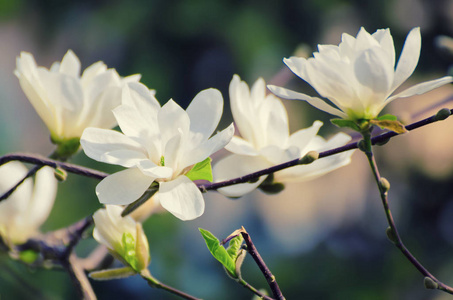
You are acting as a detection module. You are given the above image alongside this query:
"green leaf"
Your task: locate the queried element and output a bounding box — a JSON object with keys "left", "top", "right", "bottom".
{"left": 330, "top": 119, "right": 361, "bottom": 131}
{"left": 226, "top": 235, "right": 244, "bottom": 261}
{"left": 377, "top": 114, "right": 397, "bottom": 121}
{"left": 199, "top": 228, "right": 236, "bottom": 277}
{"left": 89, "top": 266, "right": 136, "bottom": 280}
{"left": 186, "top": 157, "right": 213, "bottom": 182}
{"left": 122, "top": 232, "right": 138, "bottom": 271}
{"left": 370, "top": 119, "right": 407, "bottom": 134}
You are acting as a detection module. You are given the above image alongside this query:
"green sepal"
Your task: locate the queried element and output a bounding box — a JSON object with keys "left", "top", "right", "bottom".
{"left": 89, "top": 266, "right": 136, "bottom": 280}
{"left": 19, "top": 249, "right": 39, "bottom": 264}
{"left": 330, "top": 119, "right": 361, "bottom": 131}
{"left": 122, "top": 232, "right": 138, "bottom": 271}
{"left": 369, "top": 119, "right": 407, "bottom": 134}
{"left": 186, "top": 157, "right": 213, "bottom": 182}
{"left": 377, "top": 114, "right": 397, "bottom": 121}
{"left": 199, "top": 228, "right": 236, "bottom": 277}
{"left": 51, "top": 137, "right": 80, "bottom": 160}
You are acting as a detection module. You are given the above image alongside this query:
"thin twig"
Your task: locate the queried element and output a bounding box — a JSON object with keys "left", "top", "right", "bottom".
{"left": 238, "top": 278, "right": 275, "bottom": 300}
{"left": 0, "top": 108, "right": 451, "bottom": 196}
{"left": 199, "top": 107, "right": 453, "bottom": 192}
{"left": 62, "top": 254, "right": 97, "bottom": 300}
{"left": 240, "top": 228, "right": 285, "bottom": 300}
{"left": 361, "top": 130, "right": 453, "bottom": 294}
{"left": 141, "top": 269, "right": 201, "bottom": 300}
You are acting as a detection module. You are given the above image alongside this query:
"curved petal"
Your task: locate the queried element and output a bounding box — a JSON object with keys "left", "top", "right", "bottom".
{"left": 186, "top": 88, "right": 223, "bottom": 141}
{"left": 96, "top": 168, "right": 154, "bottom": 205}
{"left": 81, "top": 127, "right": 147, "bottom": 167}
{"left": 275, "top": 133, "right": 354, "bottom": 182}
{"left": 0, "top": 162, "right": 33, "bottom": 220}
{"left": 262, "top": 94, "right": 289, "bottom": 147}
{"left": 225, "top": 136, "right": 259, "bottom": 156}
{"left": 213, "top": 154, "right": 270, "bottom": 197}
{"left": 386, "top": 76, "right": 453, "bottom": 103}
{"left": 59, "top": 50, "right": 81, "bottom": 77}
{"left": 115, "top": 83, "right": 160, "bottom": 140}
{"left": 181, "top": 123, "right": 234, "bottom": 168}
{"left": 26, "top": 166, "right": 57, "bottom": 228}
{"left": 229, "top": 75, "right": 256, "bottom": 143}
{"left": 267, "top": 85, "right": 348, "bottom": 119}
{"left": 391, "top": 27, "right": 421, "bottom": 92}
{"left": 353, "top": 47, "right": 394, "bottom": 96}
{"left": 159, "top": 99, "right": 190, "bottom": 146}
{"left": 159, "top": 176, "right": 205, "bottom": 221}
{"left": 137, "top": 160, "right": 173, "bottom": 179}
{"left": 288, "top": 121, "right": 323, "bottom": 154}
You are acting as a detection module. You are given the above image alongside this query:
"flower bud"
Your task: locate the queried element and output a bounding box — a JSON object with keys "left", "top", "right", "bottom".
{"left": 54, "top": 167, "right": 67, "bottom": 182}
{"left": 93, "top": 205, "right": 150, "bottom": 272}
{"left": 299, "top": 151, "right": 319, "bottom": 165}
{"left": 386, "top": 227, "right": 397, "bottom": 244}
{"left": 434, "top": 108, "right": 451, "bottom": 121}
{"left": 379, "top": 177, "right": 390, "bottom": 193}
{"left": 424, "top": 277, "right": 438, "bottom": 289}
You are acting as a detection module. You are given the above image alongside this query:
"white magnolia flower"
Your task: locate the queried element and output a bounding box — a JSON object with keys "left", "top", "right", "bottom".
{"left": 15, "top": 50, "right": 141, "bottom": 144}
{"left": 213, "top": 75, "right": 354, "bottom": 197}
{"left": 81, "top": 82, "right": 234, "bottom": 221}
{"left": 268, "top": 27, "right": 453, "bottom": 121}
{"left": 93, "top": 205, "right": 150, "bottom": 272}
{"left": 0, "top": 162, "right": 57, "bottom": 245}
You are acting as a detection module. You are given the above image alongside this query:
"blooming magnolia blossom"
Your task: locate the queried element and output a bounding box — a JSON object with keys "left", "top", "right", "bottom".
{"left": 268, "top": 27, "right": 453, "bottom": 121}
{"left": 81, "top": 82, "right": 234, "bottom": 221}
{"left": 15, "top": 50, "right": 141, "bottom": 144}
{"left": 93, "top": 205, "right": 150, "bottom": 272}
{"left": 0, "top": 162, "right": 57, "bottom": 245}
{"left": 213, "top": 75, "right": 354, "bottom": 197}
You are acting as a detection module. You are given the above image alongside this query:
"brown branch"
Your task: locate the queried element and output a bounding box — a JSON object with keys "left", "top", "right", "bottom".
{"left": 240, "top": 227, "right": 285, "bottom": 300}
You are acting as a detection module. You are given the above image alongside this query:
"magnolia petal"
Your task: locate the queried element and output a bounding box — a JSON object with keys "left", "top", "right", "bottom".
{"left": 26, "top": 166, "right": 58, "bottom": 227}
{"left": 96, "top": 168, "right": 154, "bottom": 205}
{"left": 81, "top": 127, "right": 146, "bottom": 166}
{"left": 101, "top": 149, "right": 148, "bottom": 168}
{"left": 288, "top": 121, "right": 323, "bottom": 154}
{"left": 372, "top": 28, "right": 395, "bottom": 68}
{"left": 186, "top": 88, "right": 223, "bottom": 141}
{"left": 275, "top": 133, "right": 353, "bottom": 182}
{"left": 159, "top": 176, "right": 205, "bottom": 221}
{"left": 59, "top": 50, "right": 81, "bottom": 77}
{"left": 159, "top": 100, "right": 190, "bottom": 146}
{"left": 181, "top": 123, "right": 234, "bottom": 168}
{"left": 81, "top": 61, "right": 108, "bottom": 85}
{"left": 353, "top": 47, "right": 394, "bottom": 96}
{"left": 225, "top": 136, "right": 259, "bottom": 156}
{"left": 229, "top": 75, "right": 256, "bottom": 143}
{"left": 0, "top": 162, "right": 33, "bottom": 220}
{"left": 267, "top": 85, "right": 348, "bottom": 119}
{"left": 137, "top": 160, "right": 173, "bottom": 179}
{"left": 117, "top": 83, "right": 160, "bottom": 140}
{"left": 386, "top": 76, "right": 453, "bottom": 103}
{"left": 391, "top": 27, "right": 421, "bottom": 92}
{"left": 213, "top": 154, "right": 270, "bottom": 197}
{"left": 16, "top": 72, "right": 58, "bottom": 137}
{"left": 262, "top": 94, "right": 290, "bottom": 147}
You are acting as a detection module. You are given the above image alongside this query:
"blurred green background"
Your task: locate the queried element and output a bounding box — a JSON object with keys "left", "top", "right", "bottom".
{"left": 1, "top": 0, "right": 453, "bottom": 299}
